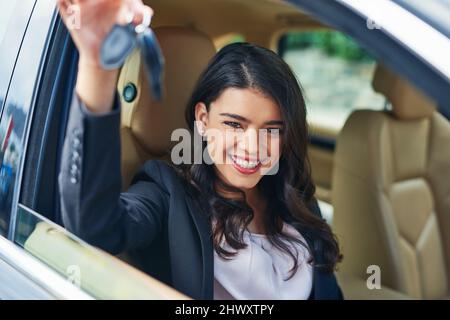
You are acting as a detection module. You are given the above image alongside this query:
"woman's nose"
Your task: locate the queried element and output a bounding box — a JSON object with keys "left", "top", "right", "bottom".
{"left": 238, "top": 128, "right": 259, "bottom": 156}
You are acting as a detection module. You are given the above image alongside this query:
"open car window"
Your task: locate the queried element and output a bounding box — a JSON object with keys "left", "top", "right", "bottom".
{"left": 280, "top": 30, "right": 387, "bottom": 137}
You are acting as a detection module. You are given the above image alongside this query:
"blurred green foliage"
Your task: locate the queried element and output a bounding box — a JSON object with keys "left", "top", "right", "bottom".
{"left": 283, "top": 30, "right": 373, "bottom": 62}
{"left": 230, "top": 34, "right": 246, "bottom": 44}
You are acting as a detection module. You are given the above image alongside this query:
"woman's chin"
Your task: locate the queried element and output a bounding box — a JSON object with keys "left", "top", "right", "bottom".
{"left": 222, "top": 169, "right": 261, "bottom": 190}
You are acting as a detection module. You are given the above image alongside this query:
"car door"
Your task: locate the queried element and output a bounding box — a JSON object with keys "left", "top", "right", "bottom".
{"left": 0, "top": 0, "right": 188, "bottom": 300}
{"left": 0, "top": 0, "right": 83, "bottom": 299}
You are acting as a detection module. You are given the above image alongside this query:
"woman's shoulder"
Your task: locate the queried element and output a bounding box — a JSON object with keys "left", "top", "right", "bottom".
{"left": 130, "top": 159, "right": 189, "bottom": 192}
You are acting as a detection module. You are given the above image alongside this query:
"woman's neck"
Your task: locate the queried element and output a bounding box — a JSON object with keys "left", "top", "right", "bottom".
{"left": 244, "top": 188, "right": 267, "bottom": 234}
{"left": 215, "top": 182, "right": 268, "bottom": 234}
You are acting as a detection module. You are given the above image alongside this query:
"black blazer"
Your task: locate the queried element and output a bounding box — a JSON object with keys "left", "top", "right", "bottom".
{"left": 58, "top": 92, "right": 344, "bottom": 300}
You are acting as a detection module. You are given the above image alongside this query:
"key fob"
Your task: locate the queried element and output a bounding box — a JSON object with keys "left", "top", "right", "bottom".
{"left": 100, "top": 11, "right": 165, "bottom": 102}
{"left": 100, "top": 23, "right": 137, "bottom": 70}
{"left": 137, "top": 28, "right": 165, "bottom": 101}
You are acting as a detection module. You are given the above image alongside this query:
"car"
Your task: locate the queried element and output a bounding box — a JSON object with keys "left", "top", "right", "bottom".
{"left": 0, "top": 0, "right": 449, "bottom": 299}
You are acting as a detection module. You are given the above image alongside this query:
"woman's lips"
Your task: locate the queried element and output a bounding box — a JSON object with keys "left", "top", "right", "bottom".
{"left": 230, "top": 155, "right": 261, "bottom": 175}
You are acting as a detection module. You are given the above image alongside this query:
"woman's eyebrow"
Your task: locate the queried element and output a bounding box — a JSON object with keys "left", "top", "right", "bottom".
{"left": 219, "top": 113, "right": 284, "bottom": 126}
{"left": 219, "top": 113, "right": 249, "bottom": 122}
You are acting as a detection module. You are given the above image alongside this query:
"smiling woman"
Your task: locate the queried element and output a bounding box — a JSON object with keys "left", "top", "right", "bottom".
{"left": 179, "top": 43, "right": 342, "bottom": 281}
{"left": 56, "top": 1, "right": 343, "bottom": 300}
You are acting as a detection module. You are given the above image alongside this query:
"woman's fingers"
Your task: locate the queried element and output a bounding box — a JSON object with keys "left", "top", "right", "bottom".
{"left": 56, "top": 0, "right": 68, "bottom": 10}
{"left": 117, "top": 0, "right": 153, "bottom": 27}
{"left": 57, "top": 0, "right": 153, "bottom": 28}
{"left": 142, "top": 6, "right": 154, "bottom": 25}
{"left": 56, "top": 0, "right": 70, "bottom": 19}
{"left": 55, "top": 0, "right": 154, "bottom": 68}
{"left": 130, "top": 0, "right": 144, "bottom": 25}
{"left": 56, "top": 0, "right": 81, "bottom": 30}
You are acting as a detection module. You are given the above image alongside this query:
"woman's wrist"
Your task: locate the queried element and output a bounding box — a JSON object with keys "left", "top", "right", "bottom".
{"left": 75, "top": 58, "right": 120, "bottom": 114}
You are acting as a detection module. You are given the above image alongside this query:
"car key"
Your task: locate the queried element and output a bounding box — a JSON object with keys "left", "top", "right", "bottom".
{"left": 100, "top": 23, "right": 138, "bottom": 70}
{"left": 100, "top": 10, "right": 164, "bottom": 101}
{"left": 137, "top": 27, "right": 164, "bottom": 101}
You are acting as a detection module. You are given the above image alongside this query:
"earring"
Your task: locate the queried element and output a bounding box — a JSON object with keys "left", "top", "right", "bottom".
{"left": 197, "top": 122, "right": 205, "bottom": 136}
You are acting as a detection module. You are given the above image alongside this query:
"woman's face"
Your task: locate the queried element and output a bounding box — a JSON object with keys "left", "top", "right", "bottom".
{"left": 195, "top": 87, "right": 284, "bottom": 190}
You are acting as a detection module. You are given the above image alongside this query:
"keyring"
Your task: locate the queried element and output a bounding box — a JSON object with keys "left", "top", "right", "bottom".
{"left": 124, "top": 7, "right": 151, "bottom": 34}
{"left": 101, "top": 6, "right": 163, "bottom": 100}
{"left": 135, "top": 9, "right": 152, "bottom": 34}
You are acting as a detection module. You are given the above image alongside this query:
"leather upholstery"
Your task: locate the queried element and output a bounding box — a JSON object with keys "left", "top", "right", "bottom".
{"left": 333, "top": 64, "right": 450, "bottom": 299}
{"left": 372, "top": 65, "right": 435, "bottom": 120}
{"left": 117, "top": 26, "right": 216, "bottom": 188}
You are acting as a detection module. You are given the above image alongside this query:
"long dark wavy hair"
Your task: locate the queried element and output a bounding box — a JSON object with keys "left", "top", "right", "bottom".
{"left": 171, "top": 42, "right": 342, "bottom": 277}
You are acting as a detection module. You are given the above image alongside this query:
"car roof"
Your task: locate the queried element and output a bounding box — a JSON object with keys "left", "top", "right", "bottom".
{"left": 394, "top": 0, "right": 450, "bottom": 39}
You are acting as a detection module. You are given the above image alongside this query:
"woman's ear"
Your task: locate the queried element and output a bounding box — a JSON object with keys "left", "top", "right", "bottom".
{"left": 194, "top": 102, "right": 209, "bottom": 135}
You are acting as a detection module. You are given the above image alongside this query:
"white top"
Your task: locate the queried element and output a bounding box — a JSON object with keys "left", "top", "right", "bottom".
{"left": 213, "top": 222, "right": 313, "bottom": 300}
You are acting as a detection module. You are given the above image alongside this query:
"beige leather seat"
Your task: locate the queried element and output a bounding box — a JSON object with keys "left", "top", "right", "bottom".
{"left": 332, "top": 64, "right": 450, "bottom": 299}
{"left": 117, "top": 26, "right": 216, "bottom": 188}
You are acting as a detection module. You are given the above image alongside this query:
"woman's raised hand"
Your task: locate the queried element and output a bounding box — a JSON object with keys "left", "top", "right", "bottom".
{"left": 56, "top": 0, "right": 153, "bottom": 113}
{"left": 57, "top": 0, "right": 153, "bottom": 69}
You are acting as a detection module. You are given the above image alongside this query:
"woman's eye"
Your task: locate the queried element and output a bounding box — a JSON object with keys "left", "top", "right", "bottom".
{"left": 224, "top": 121, "right": 242, "bottom": 129}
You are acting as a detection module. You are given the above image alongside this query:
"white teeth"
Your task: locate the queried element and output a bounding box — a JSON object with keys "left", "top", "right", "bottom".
{"left": 232, "top": 156, "right": 259, "bottom": 169}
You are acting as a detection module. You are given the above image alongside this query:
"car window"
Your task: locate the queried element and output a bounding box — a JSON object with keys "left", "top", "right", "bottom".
{"left": 13, "top": 204, "right": 187, "bottom": 299}
{"left": 280, "top": 30, "right": 386, "bottom": 135}
{"left": 0, "top": 0, "right": 46, "bottom": 238}
{"left": 0, "top": 1, "right": 18, "bottom": 46}
{"left": 0, "top": 108, "right": 22, "bottom": 237}
{"left": 0, "top": 0, "right": 31, "bottom": 112}
{"left": 0, "top": 3, "right": 34, "bottom": 235}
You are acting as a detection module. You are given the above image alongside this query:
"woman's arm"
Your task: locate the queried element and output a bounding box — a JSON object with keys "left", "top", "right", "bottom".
{"left": 75, "top": 62, "right": 119, "bottom": 114}
{"left": 57, "top": 0, "right": 161, "bottom": 254}
{"left": 58, "top": 92, "right": 168, "bottom": 254}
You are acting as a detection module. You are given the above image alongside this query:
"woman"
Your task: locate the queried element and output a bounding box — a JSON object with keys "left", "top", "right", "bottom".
{"left": 57, "top": 0, "right": 343, "bottom": 299}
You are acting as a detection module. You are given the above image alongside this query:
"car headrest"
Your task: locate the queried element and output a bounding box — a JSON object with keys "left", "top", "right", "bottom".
{"left": 118, "top": 26, "right": 216, "bottom": 156}
{"left": 372, "top": 64, "right": 435, "bottom": 120}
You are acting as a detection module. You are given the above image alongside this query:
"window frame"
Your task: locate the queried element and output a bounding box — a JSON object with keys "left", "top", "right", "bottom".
{"left": 286, "top": 0, "right": 450, "bottom": 120}
{"left": 1, "top": 0, "right": 58, "bottom": 240}
{"left": 0, "top": 0, "right": 35, "bottom": 118}
{"left": 278, "top": 28, "right": 385, "bottom": 150}
{"left": 18, "top": 13, "right": 78, "bottom": 226}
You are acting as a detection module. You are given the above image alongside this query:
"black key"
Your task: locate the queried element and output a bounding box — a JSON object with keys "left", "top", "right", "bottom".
{"left": 100, "top": 23, "right": 137, "bottom": 70}
{"left": 100, "top": 19, "right": 165, "bottom": 102}
{"left": 137, "top": 28, "right": 165, "bottom": 101}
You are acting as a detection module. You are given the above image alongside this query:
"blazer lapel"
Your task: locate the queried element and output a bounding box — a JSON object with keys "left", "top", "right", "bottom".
{"left": 302, "top": 228, "right": 342, "bottom": 300}
{"left": 166, "top": 190, "right": 204, "bottom": 299}
{"left": 185, "top": 195, "right": 214, "bottom": 299}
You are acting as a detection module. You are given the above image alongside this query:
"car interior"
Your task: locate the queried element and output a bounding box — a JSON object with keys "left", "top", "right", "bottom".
{"left": 333, "top": 64, "right": 450, "bottom": 299}
{"left": 108, "top": 0, "right": 450, "bottom": 299}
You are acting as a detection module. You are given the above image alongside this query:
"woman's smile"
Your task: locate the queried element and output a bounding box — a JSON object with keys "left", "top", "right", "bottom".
{"left": 195, "top": 87, "right": 283, "bottom": 190}
{"left": 230, "top": 154, "right": 261, "bottom": 174}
